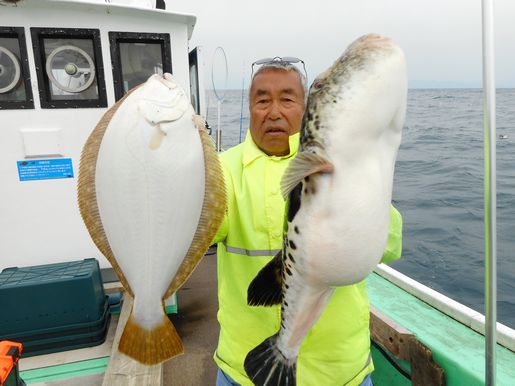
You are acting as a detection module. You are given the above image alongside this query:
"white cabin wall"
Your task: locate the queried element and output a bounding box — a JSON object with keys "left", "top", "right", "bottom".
{"left": 0, "top": 1, "right": 196, "bottom": 269}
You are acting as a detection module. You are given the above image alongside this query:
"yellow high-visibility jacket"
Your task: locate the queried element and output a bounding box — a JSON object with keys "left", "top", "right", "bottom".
{"left": 213, "top": 132, "right": 403, "bottom": 386}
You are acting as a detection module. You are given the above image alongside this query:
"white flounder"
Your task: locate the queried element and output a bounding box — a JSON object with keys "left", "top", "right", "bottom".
{"left": 77, "top": 73, "right": 226, "bottom": 365}
{"left": 244, "top": 34, "right": 407, "bottom": 385}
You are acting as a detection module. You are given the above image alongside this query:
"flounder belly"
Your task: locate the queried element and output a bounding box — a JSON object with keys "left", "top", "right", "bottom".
{"left": 95, "top": 113, "right": 204, "bottom": 329}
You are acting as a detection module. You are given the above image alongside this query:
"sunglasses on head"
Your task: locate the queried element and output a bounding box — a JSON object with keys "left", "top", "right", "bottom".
{"left": 251, "top": 56, "right": 307, "bottom": 80}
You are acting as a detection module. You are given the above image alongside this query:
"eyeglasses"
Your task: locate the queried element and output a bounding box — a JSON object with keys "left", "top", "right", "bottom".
{"left": 250, "top": 56, "right": 307, "bottom": 80}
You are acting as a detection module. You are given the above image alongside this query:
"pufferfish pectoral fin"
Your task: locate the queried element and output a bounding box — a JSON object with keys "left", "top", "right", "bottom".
{"left": 248, "top": 250, "right": 284, "bottom": 307}
{"left": 281, "top": 151, "right": 334, "bottom": 199}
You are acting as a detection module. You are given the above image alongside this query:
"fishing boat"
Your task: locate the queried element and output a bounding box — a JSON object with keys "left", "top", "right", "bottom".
{"left": 0, "top": 0, "right": 210, "bottom": 384}
{"left": 0, "top": 0, "right": 514, "bottom": 385}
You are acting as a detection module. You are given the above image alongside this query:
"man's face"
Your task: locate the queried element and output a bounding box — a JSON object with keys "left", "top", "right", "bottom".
{"left": 249, "top": 69, "right": 305, "bottom": 156}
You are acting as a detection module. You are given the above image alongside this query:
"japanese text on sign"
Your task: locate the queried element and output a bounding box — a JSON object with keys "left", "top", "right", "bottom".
{"left": 17, "top": 158, "right": 74, "bottom": 181}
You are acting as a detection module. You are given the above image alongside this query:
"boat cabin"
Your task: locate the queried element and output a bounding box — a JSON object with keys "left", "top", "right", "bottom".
{"left": 0, "top": 0, "right": 205, "bottom": 270}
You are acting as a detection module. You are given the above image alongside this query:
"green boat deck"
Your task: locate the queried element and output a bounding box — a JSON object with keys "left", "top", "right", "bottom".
{"left": 368, "top": 272, "right": 515, "bottom": 386}
{"left": 17, "top": 257, "right": 515, "bottom": 385}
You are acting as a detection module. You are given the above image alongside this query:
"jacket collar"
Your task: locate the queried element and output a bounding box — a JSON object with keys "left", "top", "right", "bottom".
{"left": 242, "top": 131, "right": 299, "bottom": 167}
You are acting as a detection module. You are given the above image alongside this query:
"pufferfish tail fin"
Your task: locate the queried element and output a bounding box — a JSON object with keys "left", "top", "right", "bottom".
{"left": 244, "top": 334, "right": 296, "bottom": 386}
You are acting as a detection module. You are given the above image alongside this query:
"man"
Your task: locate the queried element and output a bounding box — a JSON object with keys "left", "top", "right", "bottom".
{"left": 212, "top": 59, "right": 402, "bottom": 386}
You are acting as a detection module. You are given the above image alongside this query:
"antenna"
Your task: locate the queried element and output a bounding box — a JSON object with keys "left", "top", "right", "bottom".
{"left": 238, "top": 60, "right": 246, "bottom": 144}
{"left": 211, "top": 47, "right": 228, "bottom": 152}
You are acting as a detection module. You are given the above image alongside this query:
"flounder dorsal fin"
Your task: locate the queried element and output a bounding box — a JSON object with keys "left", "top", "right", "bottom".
{"left": 165, "top": 114, "right": 227, "bottom": 297}
{"left": 77, "top": 86, "right": 144, "bottom": 298}
{"left": 281, "top": 151, "right": 334, "bottom": 199}
{"left": 247, "top": 250, "right": 284, "bottom": 306}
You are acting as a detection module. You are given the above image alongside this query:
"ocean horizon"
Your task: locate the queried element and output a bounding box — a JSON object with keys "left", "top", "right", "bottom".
{"left": 206, "top": 88, "right": 515, "bottom": 329}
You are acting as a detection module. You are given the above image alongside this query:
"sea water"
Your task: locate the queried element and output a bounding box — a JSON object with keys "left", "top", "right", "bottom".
{"left": 206, "top": 88, "right": 515, "bottom": 329}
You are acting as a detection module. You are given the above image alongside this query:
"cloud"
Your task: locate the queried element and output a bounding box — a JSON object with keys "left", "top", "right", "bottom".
{"left": 173, "top": 0, "right": 515, "bottom": 88}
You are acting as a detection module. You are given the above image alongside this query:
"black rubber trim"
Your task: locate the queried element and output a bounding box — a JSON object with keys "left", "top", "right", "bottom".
{"left": 371, "top": 339, "right": 412, "bottom": 380}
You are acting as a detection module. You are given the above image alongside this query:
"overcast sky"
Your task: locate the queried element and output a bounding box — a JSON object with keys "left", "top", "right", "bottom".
{"left": 171, "top": 0, "right": 515, "bottom": 89}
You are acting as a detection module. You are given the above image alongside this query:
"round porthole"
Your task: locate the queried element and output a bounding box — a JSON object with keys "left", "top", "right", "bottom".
{"left": 45, "top": 45, "right": 95, "bottom": 93}
{"left": 0, "top": 46, "right": 21, "bottom": 94}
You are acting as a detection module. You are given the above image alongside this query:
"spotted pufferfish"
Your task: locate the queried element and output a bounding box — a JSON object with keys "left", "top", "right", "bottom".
{"left": 243, "top": 33, "right": 408, "bottom": 386}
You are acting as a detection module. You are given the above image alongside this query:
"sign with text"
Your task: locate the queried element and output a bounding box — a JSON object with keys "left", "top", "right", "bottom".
{"left": 17, "top": 158, "right": 74, "bottom": 181}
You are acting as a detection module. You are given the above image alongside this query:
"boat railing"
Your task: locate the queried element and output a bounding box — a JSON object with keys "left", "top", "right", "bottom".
{"left": 374, "top": 264, "right": 515, "bottom": 353}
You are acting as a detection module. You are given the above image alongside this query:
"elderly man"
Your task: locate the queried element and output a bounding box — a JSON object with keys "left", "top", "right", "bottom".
{"left": 212, "top": 58, "right": 402, "bottom": 386}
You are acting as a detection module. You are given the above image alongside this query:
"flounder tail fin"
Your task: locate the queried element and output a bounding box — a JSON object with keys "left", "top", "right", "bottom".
{"left": 247, "top": 250, "right": 283, "bottom": 306}
{"left": 244, "top": 334, "right": 296, "bottom": 386}
{"left": 118, "top": 307, "right": 184, "bottom": 365}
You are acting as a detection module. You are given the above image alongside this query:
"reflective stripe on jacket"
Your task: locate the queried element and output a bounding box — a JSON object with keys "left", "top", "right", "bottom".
{"left": 213, "top": 131, "right": 403, "bottom": 386}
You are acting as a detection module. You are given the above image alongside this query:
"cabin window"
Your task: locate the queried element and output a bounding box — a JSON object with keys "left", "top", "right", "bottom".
{"left": 30, "top": 28, "right": 107, "bottom": 108}
{"left": 109, "top": 32, "right": 172, "bottom": 101}
{"left": 0, "top": 27, "right": 34, "bottom": 110}
{"left": 188, "top": 47, "right": 205, "bottom": 116}
{"left": 189, "top": 48, "right": 200, "bottom": 114}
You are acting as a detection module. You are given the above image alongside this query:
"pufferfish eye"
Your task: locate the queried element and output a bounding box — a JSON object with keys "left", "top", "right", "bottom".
{"left": 312, "top": 80, "right": 324, "bottom": 91}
